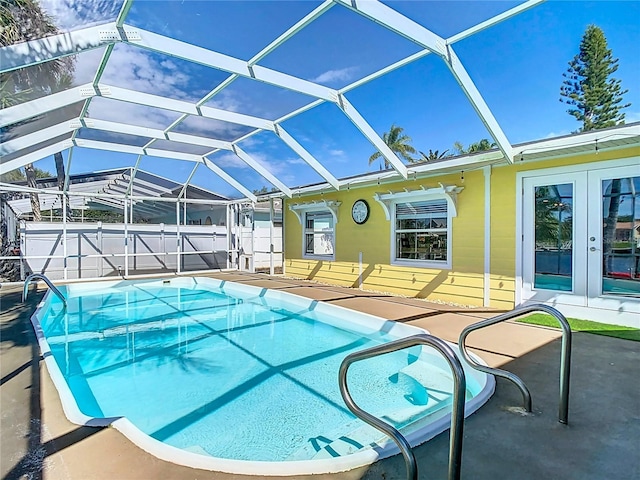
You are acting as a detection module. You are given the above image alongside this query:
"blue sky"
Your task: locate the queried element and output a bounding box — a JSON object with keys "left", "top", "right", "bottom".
{"left": 23, "top": 0, "right": 640, "bottom": 197}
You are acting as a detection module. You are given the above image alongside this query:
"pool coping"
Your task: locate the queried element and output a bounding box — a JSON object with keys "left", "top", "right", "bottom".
{"left": 30, "top": 276, "right": 495, "bottom": 476}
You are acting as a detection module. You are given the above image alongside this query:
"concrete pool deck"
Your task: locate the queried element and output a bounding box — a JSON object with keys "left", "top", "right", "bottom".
{"left": 1, "top": 272, "right": 638, "bottom": 480}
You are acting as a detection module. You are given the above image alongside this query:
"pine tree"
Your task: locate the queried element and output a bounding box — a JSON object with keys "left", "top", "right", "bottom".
{"left": 560, "top": 25, "right": 630, "bottom": 131}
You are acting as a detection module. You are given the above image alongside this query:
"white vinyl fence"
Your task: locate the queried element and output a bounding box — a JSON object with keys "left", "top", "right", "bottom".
{"left": 21, "top": 222, "right": 228, "bottom": 280}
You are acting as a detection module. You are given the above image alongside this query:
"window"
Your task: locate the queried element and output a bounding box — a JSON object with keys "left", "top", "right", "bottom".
{"left": 304, "top": 211, "right": 334, "bottom": 258}
{"left": 394, "top": 200, "right": 449, "bottom": 265}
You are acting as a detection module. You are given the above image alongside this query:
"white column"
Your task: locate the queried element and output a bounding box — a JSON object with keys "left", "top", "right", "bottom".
{"left": 226, "top": 204, "right": 231, "bottom": 270}
{"left": 123, "top": 197, "right": 129, "bottom": 277}
{"left": 483, "top": 166, "right": 492, "bottom": 307}
{"left": 176, "top": 200, "right": 181, "bottom": 274}
{"left": 63, "top": 194, "right": 68, "bottom": 280}
{"left": 269, "top": 198, "right": 274, "bottom": 276}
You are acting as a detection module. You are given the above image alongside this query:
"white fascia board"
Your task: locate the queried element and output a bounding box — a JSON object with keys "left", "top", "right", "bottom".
{"left": 337, "top": 94, "right": 408, "bottom": 178}
{"left": 515, "top": 124, "right": 640, "bottom": 154}
{"left": 0, "top": 140, "right": 71, "bottom": 174}
{"left": 0, "top": 121, "right": 76, "bottom": 155}
{"left": 127, "top": 26, "right": 337, "bottom": 102}
{"left": 444, "top": 46, "right": 513, "bottom": 163}
{"left": 232, "top": 145, "right": 292, "bottom": 198}
{"left": 202, "top": 157, "right": 257, "bottom": 203}
{"left": 199, "top": 105, "right": 275, "bottom": 131}
{"left": 274, "top": 125, "right": 340, "bottom": 190}
{"left": 0, "top": 23, "right": 117, "bottom": 73}
{"left": 1, "top": 84, "right": 93, "bottom": 128}
{"left": 335, "top": 0, "right": 446, "bottom": 57}
{"left": 86, "top": 118, "right": 233, "bottom": 150}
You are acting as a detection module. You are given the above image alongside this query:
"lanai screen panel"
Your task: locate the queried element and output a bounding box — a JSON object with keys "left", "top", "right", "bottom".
{"left": 7, "top": 1, "right": 637, "bottom": 200}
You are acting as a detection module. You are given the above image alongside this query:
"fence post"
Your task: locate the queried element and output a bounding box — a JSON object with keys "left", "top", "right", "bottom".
{"left": 19, "top": 220, "right": 26, "bottom": 280}
{"left": 97, "top": 221, "right": 103, "bottom": 277}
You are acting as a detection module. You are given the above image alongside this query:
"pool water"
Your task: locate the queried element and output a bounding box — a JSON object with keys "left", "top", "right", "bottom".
{"left": 35, "top": 277, "right": 492, "bottom": 471}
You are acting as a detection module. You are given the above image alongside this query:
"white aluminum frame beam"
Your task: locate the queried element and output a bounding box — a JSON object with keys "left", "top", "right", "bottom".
{"left": 0, "top": 122, "right": 74, "bottom": 155}
{"left": 337, "top": 94, "right": 408, "bottom": 178}
{"left": 0, "top": 84, "right": 90, "bottom": 127}
{"left": 274, "top": 125, "right": 340, "bottom": 190}
{"left": 201, "top": 158, "right": 256, "bottom": 202}
{"left": 0, "top": 23, "right": 117, "bottom": 73}
{"left": 335, "top": 0, "right": 514, "bottom": 163}
{"left": 231, "top": 145, "right": 292, "bottom": 197}
{"left": 0, "top": 0, "right": 543, "bottom": 194}
{"left": 127, "top": 26, "right": 338, "bottom": 102}
{"left": 444, "top": 45, "right": 513, "bottom": 162}
{"left": 334, "top": 0, "right": 447, "bottom": 57}
{"left": 0, "top": 139, "right": 72, "bottom": 174}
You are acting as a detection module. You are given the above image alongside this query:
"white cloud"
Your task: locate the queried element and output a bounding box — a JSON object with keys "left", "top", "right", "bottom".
{"left": 624, "top": 110, "right": 640, "bottom": 123}
{"left": 310, "top": 67, "right": 359, "bottom": 85}
{"left": 544, "top": 129, "right": 572, "bottom": 139}
{"left": 210, "top": 152, "right": 249, "bottom": 170}
{"left": 40, "top": 0, "right": 122, "bottom": 31}
{"left": 328, "top": 149, "right": 345, "bottom": 156}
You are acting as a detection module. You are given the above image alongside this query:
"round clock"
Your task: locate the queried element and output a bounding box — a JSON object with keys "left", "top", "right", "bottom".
{"left": 351, "top": 199, "right": 370, "bottom": 224}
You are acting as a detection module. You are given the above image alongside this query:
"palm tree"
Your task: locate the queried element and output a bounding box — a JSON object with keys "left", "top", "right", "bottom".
{"left": 369, "top": 124, "right": 417, "bottom": 169}
{"left": 419, "top": 149, "right": 450, "bottom": 162}
{"left": 1, "top": 0, "right": 76, "bottom": 221}
{"left": 452, "top": 138, "right": 497, "bottom": 155}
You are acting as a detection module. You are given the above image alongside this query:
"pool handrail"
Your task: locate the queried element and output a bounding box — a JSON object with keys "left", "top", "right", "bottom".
{"left": 23, "top": 273, "right": 67, "bottom": 308}
{"left": 339, "top": 333, "right": 466, "bottom": 480}
{"left": 458, "top": 304, "right": 571, "bottom": 424}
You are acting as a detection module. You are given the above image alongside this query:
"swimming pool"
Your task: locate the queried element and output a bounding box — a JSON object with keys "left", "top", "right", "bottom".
{"left": 31, "top": 277, "right": 494, "bottom": 475}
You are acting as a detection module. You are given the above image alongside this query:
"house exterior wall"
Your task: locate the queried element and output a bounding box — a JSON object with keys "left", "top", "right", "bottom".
{"left": 284, "top": 146, "right": 640, "bottom": 311}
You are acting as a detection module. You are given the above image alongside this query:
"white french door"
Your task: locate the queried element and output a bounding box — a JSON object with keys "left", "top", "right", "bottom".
{"left": 522, "top": 172, "right": 588, "bottom": 306}
{"left": 521, "top": 163, "right": 640, "bottom": 321}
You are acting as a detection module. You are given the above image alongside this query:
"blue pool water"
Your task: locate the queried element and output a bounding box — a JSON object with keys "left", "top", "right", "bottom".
{"left": 35, "top": 278, "right": 491, "bottom": 471}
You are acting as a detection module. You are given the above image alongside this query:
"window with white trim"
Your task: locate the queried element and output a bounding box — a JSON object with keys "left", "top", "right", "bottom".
{"left": 394, "top": 199, "right": 449, "bottom": 264}
{"left": 304, "top": 211, "right": 334, "bottom": 258}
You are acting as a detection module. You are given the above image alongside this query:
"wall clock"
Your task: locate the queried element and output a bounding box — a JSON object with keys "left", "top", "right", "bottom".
{"left": 351, "top": 199, "right": 370, "bottom": 224}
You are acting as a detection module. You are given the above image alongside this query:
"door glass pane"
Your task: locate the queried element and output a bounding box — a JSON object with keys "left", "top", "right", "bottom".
{"left": 534, "top": 184, "right": 573, "bottom": 291}
{"left": 601, "top": 176, "right": 640, "bottom": 296}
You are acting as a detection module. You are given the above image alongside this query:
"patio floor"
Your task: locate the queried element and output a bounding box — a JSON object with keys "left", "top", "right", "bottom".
{"left": 1, "top": 272, "right": 638, "bottom": 480}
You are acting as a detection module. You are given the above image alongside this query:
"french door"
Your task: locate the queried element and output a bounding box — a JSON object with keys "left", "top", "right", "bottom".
{"left": 522, "top": 164, "right": 639, "bottom": 316}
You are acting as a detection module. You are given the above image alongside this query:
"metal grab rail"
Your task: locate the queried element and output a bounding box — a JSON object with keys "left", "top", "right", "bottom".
{"left": 339, "top": 334, "right": 466, "bottom": 480}
{"left": 22, "top": 273, "right": 67, "bottom": 308}
{"left": 458, "top": 304, "right": 571, "bottom": 424}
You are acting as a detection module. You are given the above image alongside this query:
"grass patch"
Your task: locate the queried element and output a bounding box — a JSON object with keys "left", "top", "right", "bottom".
{"left": 517, "top": 314, "right": 640, "bottom": 342}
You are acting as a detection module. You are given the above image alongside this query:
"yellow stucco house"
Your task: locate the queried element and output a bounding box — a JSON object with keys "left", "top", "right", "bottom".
{"left": 283, "top": 123, "right": 640, "bottom": 328}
